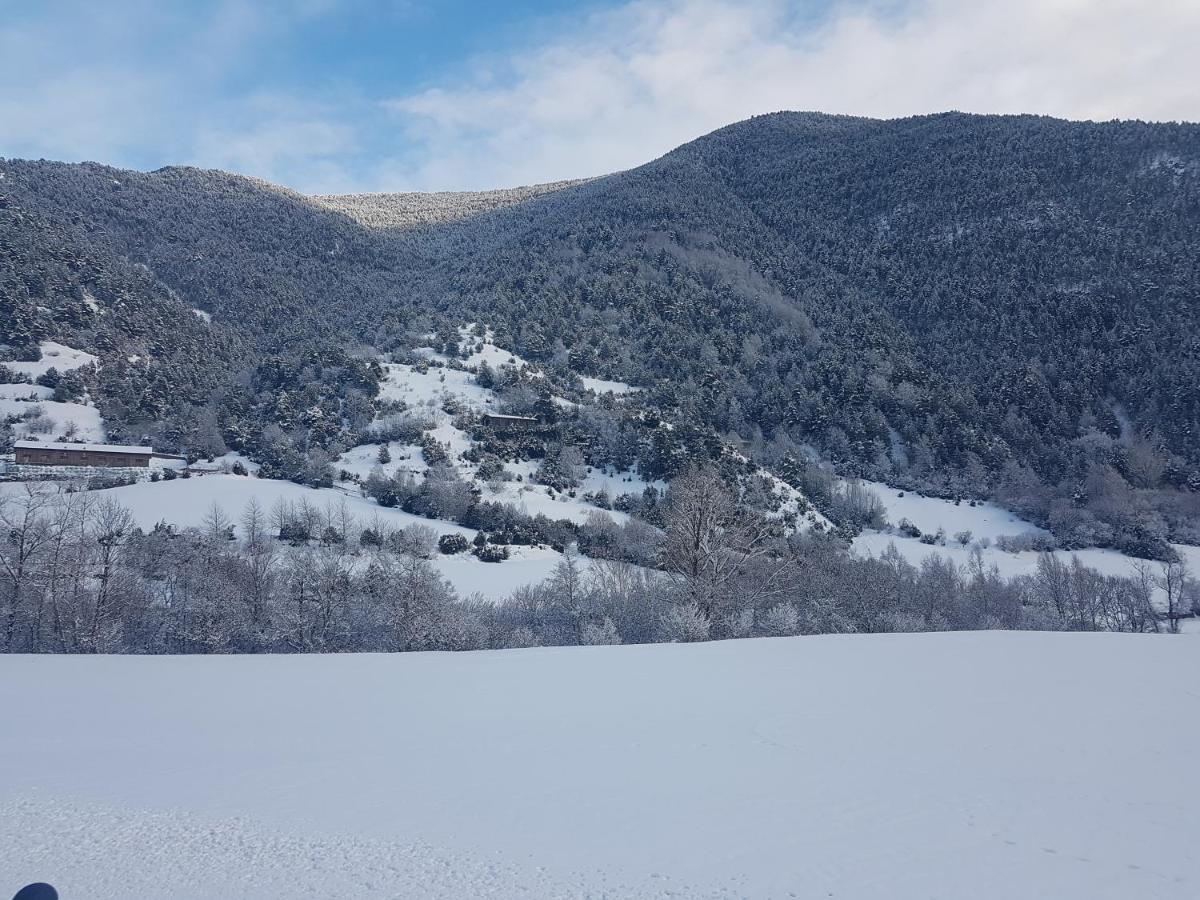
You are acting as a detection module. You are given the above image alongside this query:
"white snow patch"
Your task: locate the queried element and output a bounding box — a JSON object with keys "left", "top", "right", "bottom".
{"left": 858, "top": 479, "right": 1047, "bottom": 539}
{"left": 435, "top": 546, "right": 567, "bottom": 599}
{"left": 0, "top": 475, "right": 472, "bottom": 540}
{"left": 334, "top": 442, "right": 426, "bottom": 480}
{"left": 580, "top": 374, "right": 639, "bottom": 395}
{"left": 0, "top": 384, "right": 53, "bottom": 401}
{"left": 377, "top": 362, "right": 497, "bottom": 413}
{"left": 192, "top": 308, "right": 212, "bottom": 323}
{"left": 853, "top": 531, "right": 1200, "bottom": 604}
{"left": 2, "top": 400, "right": 104, "bottom": 442}
{"left": 848, "top": 480, "right": 1200, "bottom": 600}
{"left": 187, "top": 452, "right": 261, "bottom": 475}
{"left": 3, "top": 341, "right": 97, "bottom": 378}
{"left": 1, "top": 633, "right": 1197, "bottom": 899}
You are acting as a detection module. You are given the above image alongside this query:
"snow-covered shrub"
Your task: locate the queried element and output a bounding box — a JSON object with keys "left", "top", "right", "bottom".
{"left": 758, "top": 602, "right": 800, "bottom": 637}
{"left": 473, "top": 543, "right": 510, "bottom": 563}
{"left": 581, "top": 617, "right": 622, "bottom": 645}
{"left": 21, "top": 406, "right": 53, "bottom": 434}
{"left": 506, "top": 626, "right": 542, "bottom": 649}
{"left": 438, "top": 533, "right": 470, "bottom": 555}
{"left": 660, "top": 602, "right": 711, "bottom": 643}
{"left": 391, "top": 525, "right": 438, "bottom": 559}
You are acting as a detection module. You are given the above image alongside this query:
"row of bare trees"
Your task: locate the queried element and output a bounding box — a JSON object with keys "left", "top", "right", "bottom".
{"left": 1, "top": 468, "right": 1195, "bottom": 654}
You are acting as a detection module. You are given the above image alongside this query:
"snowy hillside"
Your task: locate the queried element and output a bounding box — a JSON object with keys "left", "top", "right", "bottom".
{"left": 849, "top": 478, "right": 1200, "bottom": 597}
{"left": 0, "top": 341, "right": 104, "bottom": 442}
{"left": 3, "top": 632, "right": 1198, "bottom": 898}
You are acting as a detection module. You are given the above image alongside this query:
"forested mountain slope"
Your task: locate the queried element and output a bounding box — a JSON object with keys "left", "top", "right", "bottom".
{"left": 2, "top": 112, "right": 1198, "bottom": 555}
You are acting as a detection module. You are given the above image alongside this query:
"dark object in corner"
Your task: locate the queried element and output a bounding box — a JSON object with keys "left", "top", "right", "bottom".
{"left": 13, "top": 886, "right": 58, "bottom": 900}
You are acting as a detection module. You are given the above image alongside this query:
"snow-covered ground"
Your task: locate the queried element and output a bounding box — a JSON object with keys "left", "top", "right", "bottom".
{"left": 580, "top": 374, "right": 640, "bottom": 395}
{"left": 860, "top": 479, "right": 1047, "bottom": 539}
{"left": 2, "top": 340, "right": 97, "bottom": 379}
{"left": 1, "top": 341, "right": 105, "bottom": 442}
{"left": 2, "top": 632, "right": 1197, "bottom": 898}
{"left": 0, "top": 398, "right": 105, "bottom": 442}
{"left": 0, "top": 474, "right": 469, "bottom": 538}
{"left": 483, "top": 460, "right": 650, "bottom": 526}
{"left": 0, "top": 476, "right": 564, "bottom": 600}
{"left": 851, "top": 478, "right": 1200, "bottom": 590}
{"left": 337, "top": 343, "right": 654, "bottom": 533}
{"left": 0, "top": 384, "right": 53, "bottom": 401}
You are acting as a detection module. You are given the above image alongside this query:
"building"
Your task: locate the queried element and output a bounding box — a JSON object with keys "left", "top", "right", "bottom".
{"left": 14, "top": 440, "right": 156, "bottom": 468}
{"left": 481, "top": 413, "right": 540, "bottom": 432}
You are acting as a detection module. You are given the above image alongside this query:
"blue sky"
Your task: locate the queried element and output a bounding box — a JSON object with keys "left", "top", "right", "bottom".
{"left": 2, "top": 0, "right": 1196, "bottom": 193}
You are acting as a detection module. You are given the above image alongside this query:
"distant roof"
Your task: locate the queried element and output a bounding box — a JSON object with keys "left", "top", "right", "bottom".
{"left": 15, "top": 440, "right": 154, "bottom": 454}
{"left": 483, "top": 413, "right": 538, "bottom": 422}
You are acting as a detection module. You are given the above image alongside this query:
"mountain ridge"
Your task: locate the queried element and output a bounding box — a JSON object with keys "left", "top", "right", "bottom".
{"left": 2, "top": 110, "right": 1198, "bottom": 556}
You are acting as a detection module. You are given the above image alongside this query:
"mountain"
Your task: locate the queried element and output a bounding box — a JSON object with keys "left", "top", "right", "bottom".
{"left": 2, "top": 111, "right": 1199, "bottom": 556}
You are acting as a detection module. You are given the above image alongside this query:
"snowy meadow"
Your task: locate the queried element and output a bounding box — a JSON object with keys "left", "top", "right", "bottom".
{"left": 2, "top": 633, "right": 1197, "bottom": 898}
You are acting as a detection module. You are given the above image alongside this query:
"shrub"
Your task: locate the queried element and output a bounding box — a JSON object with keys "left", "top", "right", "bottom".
{"left": 472, "top": 543, "right": 509, "bottom": 563}
{"left": 438, "top": 533, "right": 470, "bottom": 555}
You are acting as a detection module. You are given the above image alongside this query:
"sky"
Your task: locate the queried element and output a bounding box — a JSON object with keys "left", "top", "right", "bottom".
{"left": 2, "top": 0, "right": 1198, "bottom": 193}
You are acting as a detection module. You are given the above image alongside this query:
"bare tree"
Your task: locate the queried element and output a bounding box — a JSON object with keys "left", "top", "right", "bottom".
{"left": 240, "top": 499, "right": 277, "bottom": 639}
{"left": 1157, "top": 557, "right": 1192, "bottom": 634}
{"left": 661, "top": 466, "right": 793, "bottom": 626}
{"left": 0, "top": 485, "right": 55, "bottom": 650}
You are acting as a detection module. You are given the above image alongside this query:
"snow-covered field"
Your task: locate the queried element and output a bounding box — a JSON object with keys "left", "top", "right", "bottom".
{"left": 851, "top": 478, "right": 1200, "bottom": 589}
{"left": 859, "top": 480, "right": 1046, "bottom": 539}
{"left": 580, "top": 374, "right": 640, "bottom": 395}
{"left": 0, "top": 475, "right": 568, "bottom": 600}
{"left": 2, "top": 341, "right": 97, "bottom": 379}
{"left": 1, "top": 341, "right": 105, "bottom": 441}
{"left": 2, "top": 632, "right": 1197, "bottom": 898}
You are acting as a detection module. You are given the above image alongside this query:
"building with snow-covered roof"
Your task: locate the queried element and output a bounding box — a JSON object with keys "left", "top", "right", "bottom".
{"left": 14, "top": 440, "right": 155, "bottom": 468}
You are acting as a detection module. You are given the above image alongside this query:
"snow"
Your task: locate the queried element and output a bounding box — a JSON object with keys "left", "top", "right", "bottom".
{"left": 434, "top": 546, "right": 566, "bottom": 599}
{"left": 579, "top": 464, "right": 663, "bottom": 499}
{"left": 853, "top": 530, "right": 1162, "bottom": 582}
{"left": 0, "top": 475, "right": 573, "bottom": 600}
{"left": 3, "top": 341, "right": 97, "bottom": 378}
{"left": 377, "top": 362, "right": 497, "bottom": 413}
{"left": 487, "top": 462, "right": 661, "bottom": 526}
{"left": 14, "top": 439, "right": 150, "bottom": 454}
{"left": 346, "top": 354, "right": 643, "bottom": 532}
{"left": 850, "top": 480, "right": 1200, "bottom": 596}
{"left": 2, "top": 632, "right": 1197, "bottom": 898}
{"left": 580, "top": 374, "right": 640, "bottom": 395}
{"left": 0, "top": 475, "right": 472, "bottom": 540}
{"left": 1, "top": 399, "right": 104, "bottom": 442}
{"left": 858, "top": 479, "right": 1046, "bottom": 538}
{"left": 187, "top": 452, "right": 260, "bottom": 475}
{"left": 0, "top": 384, "right": 52, "bottom": 401}
{"left": 0, "top": 342, "right": 105, "bottom": 441}
{"left": 461, "top": 339, "right": 526, "bottom": 372}
{"left": 488, "top": 479, "right": 629, "bottom": 525}
{"left": 192, "top": 308, "right": 212, "bottom": 323}
{"left": 334, "top": 442, "right": 426, "bottom": 480}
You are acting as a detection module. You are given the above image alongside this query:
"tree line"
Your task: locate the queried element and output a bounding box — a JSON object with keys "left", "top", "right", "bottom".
{"left": 2, "top": 468, "right": 1193, "bottom": 655}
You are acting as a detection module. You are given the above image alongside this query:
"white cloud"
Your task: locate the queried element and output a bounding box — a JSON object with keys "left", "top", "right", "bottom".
{"left": 2, "top": 0, "right": 1197, "bottom": 192}
{"left": 385, "top": 0, "right": 1200, "bottom": 190}
{"left": 0, "top": 1, "right": 364, "bottom": 191}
